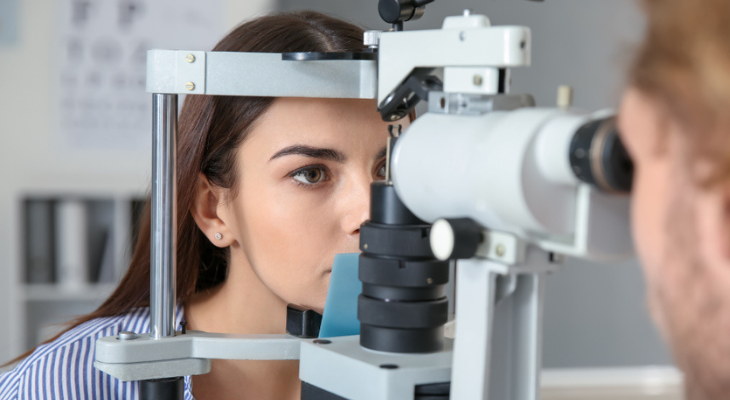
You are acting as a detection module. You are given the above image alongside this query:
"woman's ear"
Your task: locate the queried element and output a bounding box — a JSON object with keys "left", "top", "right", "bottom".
{"left": 190, "top": 173, "right": 235, "bottom": 248}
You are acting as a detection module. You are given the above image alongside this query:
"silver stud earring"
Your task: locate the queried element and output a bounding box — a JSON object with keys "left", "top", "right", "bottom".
{"left": 215, "top": 233, "right": 223, "bottom": 240}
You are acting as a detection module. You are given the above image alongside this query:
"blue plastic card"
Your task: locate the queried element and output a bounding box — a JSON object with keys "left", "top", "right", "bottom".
{"left": 319, "top": 253, "right": 361, "bottom": 338}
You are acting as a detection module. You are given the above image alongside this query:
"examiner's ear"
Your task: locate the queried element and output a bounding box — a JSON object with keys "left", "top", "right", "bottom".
{"left": 190, "top": 173, "right": 235, "bottom": 248}
{"left": 714, "top": 182, "right": 730, "bottom": 260}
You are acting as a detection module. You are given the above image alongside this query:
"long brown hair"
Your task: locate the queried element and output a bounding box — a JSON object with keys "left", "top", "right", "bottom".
{"left": 6, "top": 10, "right": 365, "bottom": 365}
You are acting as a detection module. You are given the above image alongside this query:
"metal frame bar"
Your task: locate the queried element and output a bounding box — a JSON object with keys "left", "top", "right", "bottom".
{"left": 96, "top": 332, "right": 304, "bottom": 364}
{"left": 150, "top": 93, "right": 178, "bottom": 339}
{"left": 146, "top": 50, "right": 377, "bottom": 99}
{"left": 94, "top": 331, "right": 306, "bottom": 381}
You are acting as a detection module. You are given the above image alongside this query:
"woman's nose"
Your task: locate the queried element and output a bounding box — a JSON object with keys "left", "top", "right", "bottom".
{"left": 341, "top": 174, "right": 372, "bottom": 236}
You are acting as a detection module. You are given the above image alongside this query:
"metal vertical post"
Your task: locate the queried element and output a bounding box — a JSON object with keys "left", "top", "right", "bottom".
{"left": 487, "top": 273, "right": 545, "bottom": 400}
{"left": 451, "top": 257, "right": 548, "bottom": 400}
{"left": 450, "top": 259, "right": 499, "bottom": 400}
{"left": 150, "top": 93, "right": 178, "bottom": 339}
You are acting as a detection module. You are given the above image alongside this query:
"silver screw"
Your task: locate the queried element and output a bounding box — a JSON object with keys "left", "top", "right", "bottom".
{"left": 427, "top": 278, "right": 433, "bottom": 284}
{"left": 473, "top": 75, "right": 483, "bottom": 87}
{"left": 118, "top": 331, "right": 138, "bottom": 341}
{"left": 364, "top": 244, "right": 369, "bottom": 250}
{"left": 185, "top": 54, "right": 196, "bottom": 63}
{"left": 495, "top": 244, "right": 506, "bottom": 257}
{"left": 463, "top": 9, "right": 473, "bottom": 16}
{"left": 185, "top": 82, "right": 195, "bottom": 91}
{"left": 364, "top": 30, "right": 382, "bottom": 49}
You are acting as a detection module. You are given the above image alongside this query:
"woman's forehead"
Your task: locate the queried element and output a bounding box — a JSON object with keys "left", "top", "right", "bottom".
{"left": 244, "top": 97, "right": 397, "bottom": 151}
{"left": 269, "top": 97, "right": 382, "bottom": 125}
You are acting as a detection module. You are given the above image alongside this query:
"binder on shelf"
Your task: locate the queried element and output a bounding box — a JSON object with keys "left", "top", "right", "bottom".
{"left": 87, "top": 200, "right": 115, "bottom": 283}
{"left": 97, "top": 230, "right": 116, "bottom": 284}
{"left": 55, "top": 199, "right": 89, "bottom": 288}
{"left": 25, "top": 199, "right": 56, "bottom": 284}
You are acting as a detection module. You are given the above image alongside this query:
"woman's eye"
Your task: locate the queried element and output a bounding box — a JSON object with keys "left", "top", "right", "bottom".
{"left": 376, "top": 163, "right": 386, "bottom": 179}
{"left": 292, "top": 167, "right": 327, "bottom": 185}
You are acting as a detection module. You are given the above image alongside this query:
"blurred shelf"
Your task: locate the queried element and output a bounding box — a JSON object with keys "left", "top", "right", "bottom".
{"left": 541, "top": 367, "right": 683, "bottom": 400}
{"left": 22, "top": 283, "right": 116, "bottom": 302}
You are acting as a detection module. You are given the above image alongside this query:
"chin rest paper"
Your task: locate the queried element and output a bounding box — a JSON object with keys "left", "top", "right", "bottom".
{"left": 319, "top": 253, "right": 361, "bottom": 338}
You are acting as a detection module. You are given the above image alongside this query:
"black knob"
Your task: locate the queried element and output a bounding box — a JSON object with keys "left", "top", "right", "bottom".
{"left": 379, "top": 0, "right": 412, "bottom": 24}
{"left": 378, "top": 0, "right": 436, "bottom": 24}
{"left": 429, "top": 218, "right": 483, "bottom": 260}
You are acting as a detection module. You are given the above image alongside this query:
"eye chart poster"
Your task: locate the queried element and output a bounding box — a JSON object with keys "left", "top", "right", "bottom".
{"left": 56, "top": 0, "right": 224, "bottom": 150}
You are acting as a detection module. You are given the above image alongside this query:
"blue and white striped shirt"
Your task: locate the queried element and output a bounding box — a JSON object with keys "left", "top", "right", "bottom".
{"left": 0, "top": 306, "right": 194, "bottom": 400}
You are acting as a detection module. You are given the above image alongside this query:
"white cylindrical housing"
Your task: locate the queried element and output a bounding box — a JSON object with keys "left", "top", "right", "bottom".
{"left": 533, "top": 112, "right": 588, "bottom": 187}
{"left": 392, "top": 108, "right": 595, "bottom": 238}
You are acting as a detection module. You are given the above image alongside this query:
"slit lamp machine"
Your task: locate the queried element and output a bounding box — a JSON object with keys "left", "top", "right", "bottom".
{"left": 94, "top": 1, "right": 635, "bottom": 399}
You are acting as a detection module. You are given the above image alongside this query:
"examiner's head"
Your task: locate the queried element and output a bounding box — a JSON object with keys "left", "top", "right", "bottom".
{"left": 619, "top": 0, "right": 730, "bottom": 397}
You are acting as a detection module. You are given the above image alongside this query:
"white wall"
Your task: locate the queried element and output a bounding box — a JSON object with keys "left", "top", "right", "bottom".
{"left": 0, "top": 0, "right": 275, "bottom": 365}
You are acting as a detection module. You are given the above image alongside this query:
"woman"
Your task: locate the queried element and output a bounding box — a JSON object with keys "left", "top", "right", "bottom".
{"left": 0, "top": 11, "right": 396, "bottom": 400}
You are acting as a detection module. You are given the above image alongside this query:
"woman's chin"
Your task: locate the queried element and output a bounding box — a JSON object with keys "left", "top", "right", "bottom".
{"left": 297, "top": 294, "right": 327, "bottom": 315}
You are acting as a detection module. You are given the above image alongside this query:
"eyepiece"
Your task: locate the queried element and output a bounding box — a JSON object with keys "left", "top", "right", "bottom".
{"left": 569, "top": 117, "right": 633, "bottom": 193}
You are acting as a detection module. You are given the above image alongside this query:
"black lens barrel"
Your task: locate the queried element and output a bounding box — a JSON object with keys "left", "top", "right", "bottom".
{"left": 569, "top": 117, "right": 634, "bottom": 193}
{"left": 359, "top": 181, "right": 449, "bottom": 353}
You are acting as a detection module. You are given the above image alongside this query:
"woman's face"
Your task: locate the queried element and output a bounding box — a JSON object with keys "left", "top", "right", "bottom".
{"left": 221, "top": 98, "right": 400, "bottom": 313}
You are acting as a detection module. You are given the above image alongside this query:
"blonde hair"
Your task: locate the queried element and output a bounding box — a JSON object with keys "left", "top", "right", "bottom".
{"left": 630, "top": 0, "right": 730, "bottom": 184}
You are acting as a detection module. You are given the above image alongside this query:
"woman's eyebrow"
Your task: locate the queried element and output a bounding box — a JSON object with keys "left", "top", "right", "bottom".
{"left": 269, "top": 145, "right": 346, "bottom": 163}
{"left": 374, "top": 147, "right": 387, "bottom": 161}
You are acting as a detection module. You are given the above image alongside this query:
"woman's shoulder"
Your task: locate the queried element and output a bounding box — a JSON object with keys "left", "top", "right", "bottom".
{"left": 0, "top": 306, "right": 191, "bottom": 400}
{"left": 16, "top": 307, "right": 153, "bottom": 370}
